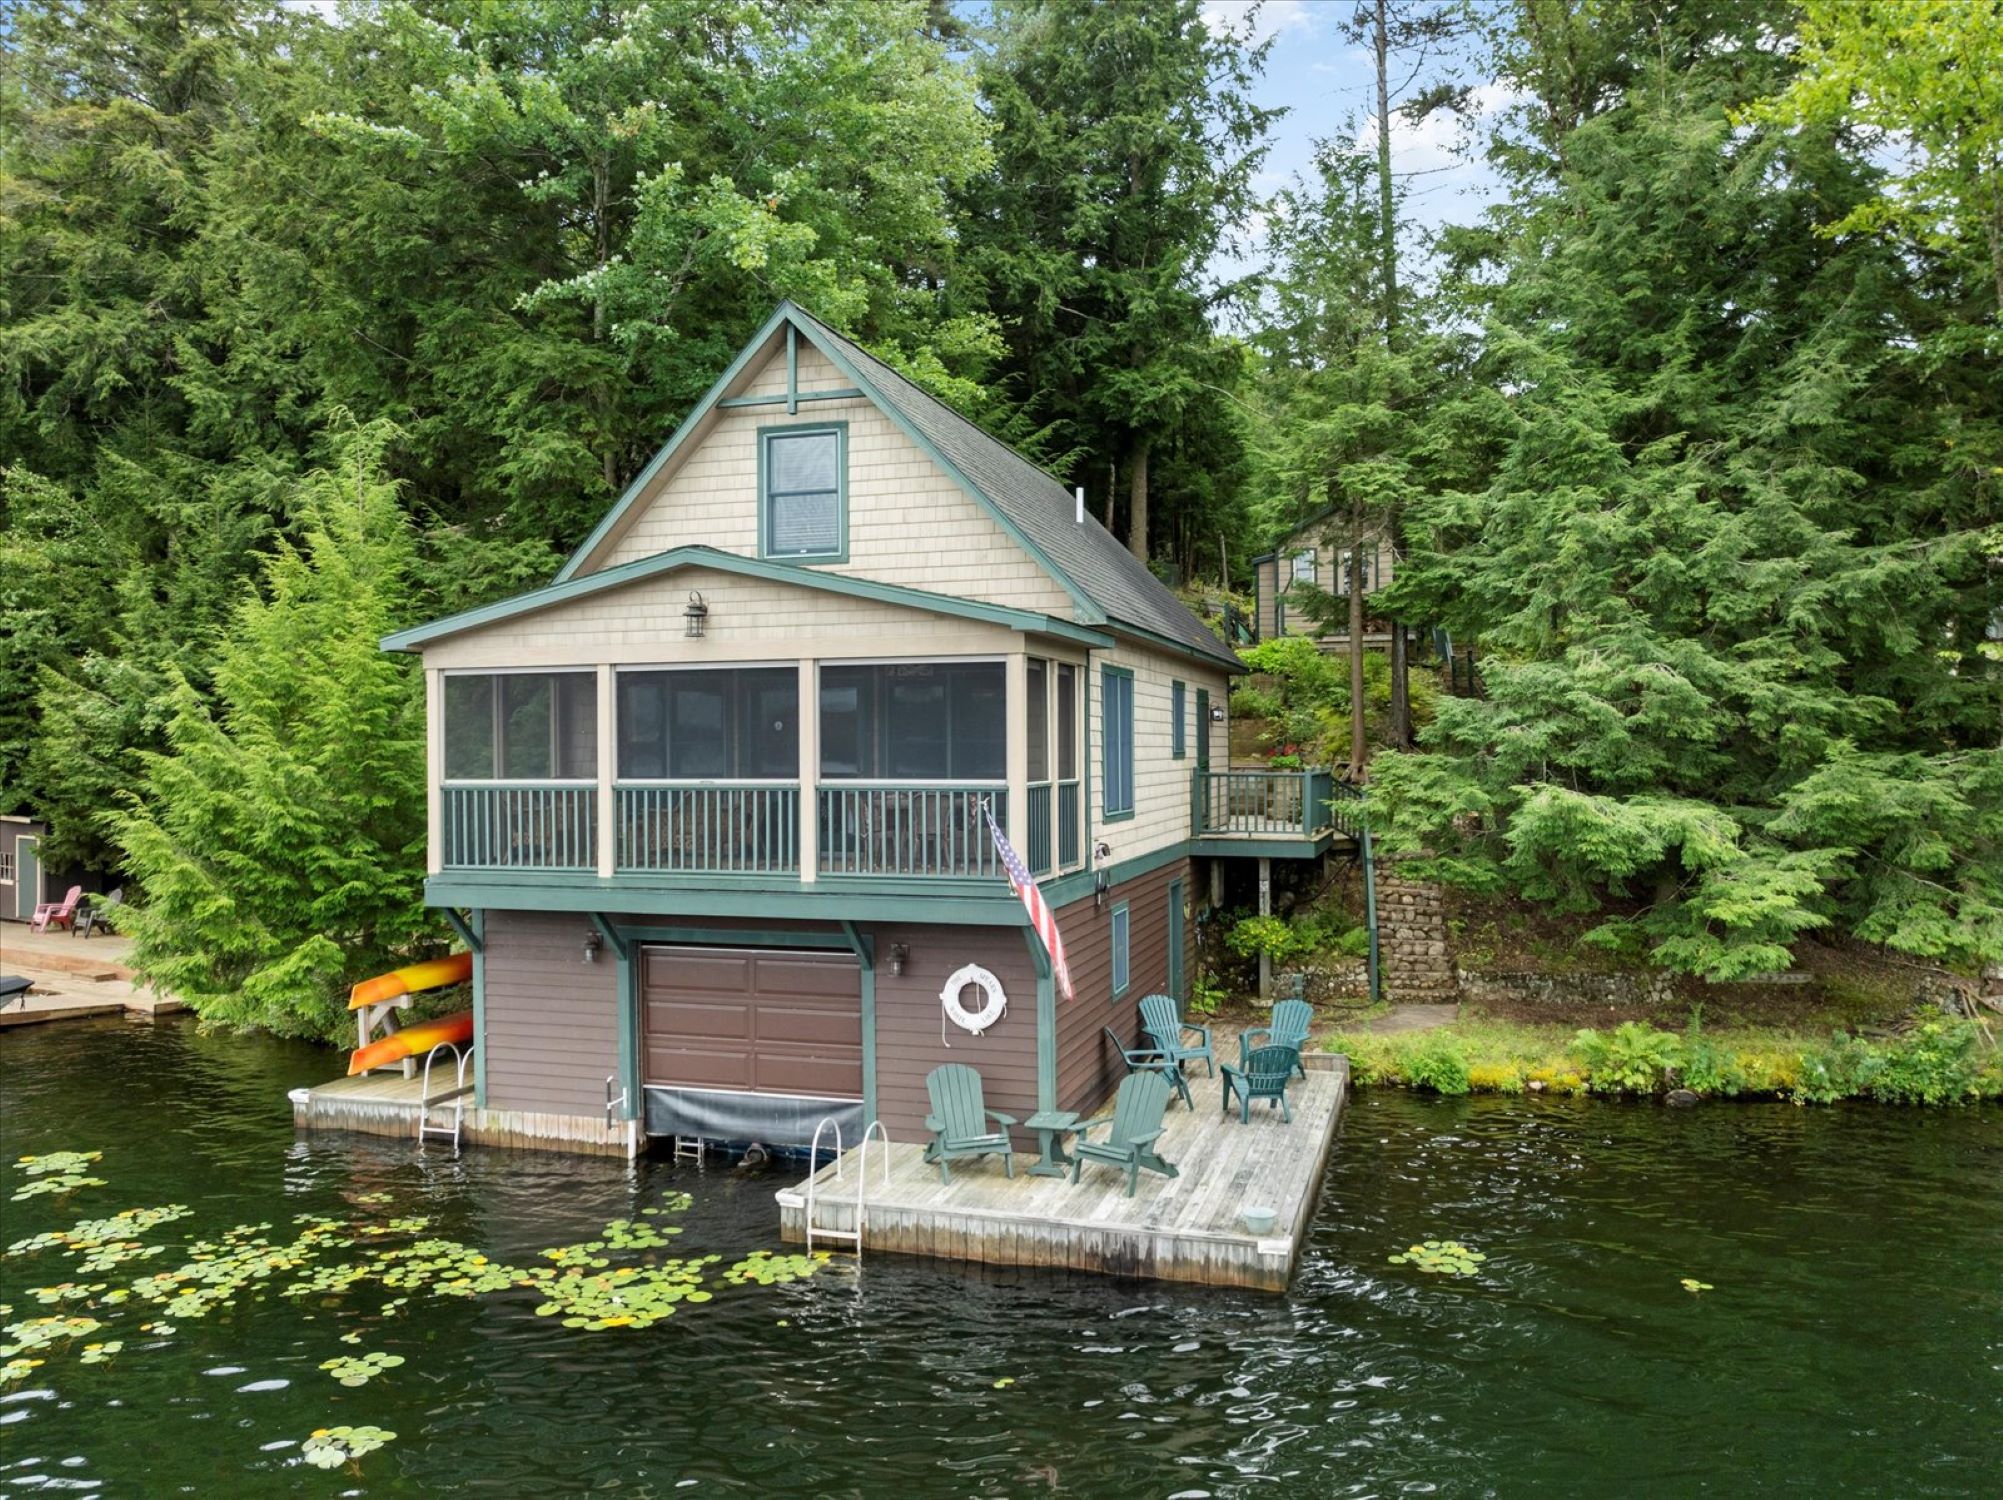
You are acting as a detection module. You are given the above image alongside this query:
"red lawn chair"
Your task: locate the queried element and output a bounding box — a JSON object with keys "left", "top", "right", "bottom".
{"left": 30, "top": 884, "right": 84, "bottom": 933}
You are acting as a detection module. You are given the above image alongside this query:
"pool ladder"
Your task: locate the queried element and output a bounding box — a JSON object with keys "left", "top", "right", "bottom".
{"left": 803, "top": 1118, "right": 890, "bottom": 1260}
{"left": 417, "top": 1041, "right": 474, "bottom": 1154}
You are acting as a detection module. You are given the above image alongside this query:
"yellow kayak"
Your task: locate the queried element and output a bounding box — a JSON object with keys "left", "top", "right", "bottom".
{"left": 347, "top": 1010, "right": 474, "bottom": 1076}
{"left": 347, "top": 951, "right": 472, "bottom": 1011}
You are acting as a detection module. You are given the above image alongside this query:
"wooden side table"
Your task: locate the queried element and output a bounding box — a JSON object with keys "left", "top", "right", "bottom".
{"left": 1023, "top": 1109, "right": 1081, "bottom": 1177}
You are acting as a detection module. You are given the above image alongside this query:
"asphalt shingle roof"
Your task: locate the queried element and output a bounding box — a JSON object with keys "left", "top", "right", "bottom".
{"left": 789, "top": 307, "right": 1241, "bottom": 672}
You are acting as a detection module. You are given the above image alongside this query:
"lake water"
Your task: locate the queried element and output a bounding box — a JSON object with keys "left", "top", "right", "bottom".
{"left": 1, "top": 1017, "right": 1997, "bottom": 1496}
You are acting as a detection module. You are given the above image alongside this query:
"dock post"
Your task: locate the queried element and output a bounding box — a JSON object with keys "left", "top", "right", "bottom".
{"left": 1258, "top": 856, "right": 1272, "bottom": 1001}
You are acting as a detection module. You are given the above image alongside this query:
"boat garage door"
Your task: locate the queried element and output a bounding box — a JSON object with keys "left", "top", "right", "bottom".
{"left": 640, "top": 946, "right": 862, "bottom": 1101}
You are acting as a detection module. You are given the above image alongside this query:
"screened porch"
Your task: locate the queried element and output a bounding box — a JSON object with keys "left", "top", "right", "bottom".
{"left": 435, "top": 657, "right": 1086, "bottom": 883}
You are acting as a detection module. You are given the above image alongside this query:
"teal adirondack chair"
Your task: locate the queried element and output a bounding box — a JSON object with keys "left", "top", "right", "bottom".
{"left": 1241, "top": 998, "right": 1313, "bottom": 1079}
{"left": 1138, "top": 994, "right": 1215, "bottom": 1078}
{"left": 922, "top": 1064, "right": 1016, "bottom": 1184}
{"left": 1069, "top": 1071, "right": 1178, "bottom": 1197}
{"left": 1101, "top": 1025, "right": 1193, "bottom": 1109}
{"left": 1221, "top": 1044, "right": 1300, "bottom": 1124}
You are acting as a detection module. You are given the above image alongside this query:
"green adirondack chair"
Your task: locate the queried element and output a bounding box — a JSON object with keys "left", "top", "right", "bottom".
{"left": 1101, "top": 1024, "right": 1193, "bottom": 1109}
{"left": 922, "top": 1064, "right": 1016, "bottom": 1184}
{"left": 1069, "top": 1071, "right": 1178, "bottom": 1197}
{"left": 1241, "top": 998, "right": 1313, "bottom": 1079}
{"left": 1138, "top": 993, "right": 1215, "bottom": 1078}
{"left": 1221, "top": 1044, "right": 1300, "bottom": 1124}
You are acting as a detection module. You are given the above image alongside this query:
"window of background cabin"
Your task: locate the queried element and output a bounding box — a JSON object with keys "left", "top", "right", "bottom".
{"left": 1290, "top": 547, "right": 1317, "bottom": 586}
{"left": 818, "top": 662, "right": 1005, "bottom": 780}
{"left": 760, "top": 426, "right": 845, "bottom": 560}
{"left": 443, "top": 672, "right": 597, "bottom": 780}
{"left": 616, "top": 668, "right": 798, "bottom": 780}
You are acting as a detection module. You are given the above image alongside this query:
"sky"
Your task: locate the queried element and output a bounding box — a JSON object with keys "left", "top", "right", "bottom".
{"left": 1198, "top": 0, "right": 1514, "bottom": 284}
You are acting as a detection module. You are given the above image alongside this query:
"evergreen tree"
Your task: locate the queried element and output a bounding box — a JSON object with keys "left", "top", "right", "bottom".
{"left": 959, "top": 0, "right": 1275, "bottom": 569}
{"left": 111, "top": 424, "right": 433, "bottom": 1042}
{"left": 1372, "top": 0, "right": 2003, "bottom": 976}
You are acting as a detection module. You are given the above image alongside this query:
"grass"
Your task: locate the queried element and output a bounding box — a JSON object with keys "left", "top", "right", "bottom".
{"left": 1326, "top": 1009, "right": 2003, "bottom": 1105}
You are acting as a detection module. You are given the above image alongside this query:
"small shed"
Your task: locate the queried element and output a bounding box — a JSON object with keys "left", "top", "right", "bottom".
{"left": 1, "top": 815, "right": 108, "bottom": 922}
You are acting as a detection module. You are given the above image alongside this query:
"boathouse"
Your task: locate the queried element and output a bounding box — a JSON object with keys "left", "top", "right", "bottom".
{"left": 305, "top": 302, "right": 1352, "bottom": 1159}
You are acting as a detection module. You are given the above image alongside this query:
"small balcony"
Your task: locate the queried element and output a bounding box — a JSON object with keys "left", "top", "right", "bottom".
{"left": 1192, "top": 767, "right": 1359, "bottom": 854}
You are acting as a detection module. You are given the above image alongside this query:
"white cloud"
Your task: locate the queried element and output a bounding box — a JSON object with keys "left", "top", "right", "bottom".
{"left": 1200, "top": 0, "right": 1322, "bottom": 47}
{"left": 1353, "top": 79, "right": 1518, "bottom": 180}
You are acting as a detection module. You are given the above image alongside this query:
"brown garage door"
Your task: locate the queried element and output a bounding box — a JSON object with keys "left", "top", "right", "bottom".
{"left": 640, "top": 946, "right": 862, "bottom": 1099}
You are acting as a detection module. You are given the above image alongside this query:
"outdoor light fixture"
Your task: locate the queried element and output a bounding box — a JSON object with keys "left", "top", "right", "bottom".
{"left": 888, "top": 943, "right": 909, "bottom": 977}
{"left": 1209, "top": 704, "right": 1225, "bottom": 722}
{"left": 582, "top": 929, "right": 602, "bottom": 964}
{"left": 683, "top": 590, "right": 708, "bottom": 639}
{"left": 1095, "top": 869, "right": 1111, "bottom": 910}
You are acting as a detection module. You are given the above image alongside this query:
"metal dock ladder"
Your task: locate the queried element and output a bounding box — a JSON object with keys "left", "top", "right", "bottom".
{"left": 803, "top": 1118, "right": 890, "bottom": 1260}
{"left": 417, "top": 1041, "right": 473, "bottom": 1154}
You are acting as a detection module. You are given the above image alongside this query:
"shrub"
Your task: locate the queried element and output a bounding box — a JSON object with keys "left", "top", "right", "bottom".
{"left": 1403, "top": 1034, "right": 1472, "bottom": 1096}
{"left": 1792, "top": 1032, "right": 1884, "bottom": 1104}
{"left": 1225, "top": 915, "right": 1313, "bottom": 966}
{"left": 1466, "top": 1061, "right": 1525, "bottom": 1093}
{"left": 1677, "top": 1011, "right": 1749, "bottom": 1097}
{"left": 1572, "top": 1022, "right": 1683, "bottom": 1094}
{"left": 1188, "top": 971, "right": 1228, "bottom": 1018}
{"left": 1870, "top": 1020, "right": 1985, "bottom": 1105}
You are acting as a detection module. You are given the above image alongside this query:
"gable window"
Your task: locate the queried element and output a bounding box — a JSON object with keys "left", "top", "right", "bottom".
{"left": 1290, "top": 547, "right": 1317, "bottom": 587}
{"left": 1171, "top": 680, "right": 1186, "bottom": 760}
{"left": 1110, "top": 902, "right": 1131, "bottom": 998}
{"left": 617, "top": 668, "right": 798, "bottom": 780}
{"left": 444, "top": 671, "right": 597, "bottom": 781}
{"left": 1101, "top": 666, "right": 1134, "bottom": 819}
{"left": 761, "top": 424, "right": 846, "bottom": 561}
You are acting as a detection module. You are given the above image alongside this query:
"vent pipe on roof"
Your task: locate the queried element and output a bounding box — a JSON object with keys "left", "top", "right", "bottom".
{"left": 1075, "top": 486, "right": 1085, "bottom": 525}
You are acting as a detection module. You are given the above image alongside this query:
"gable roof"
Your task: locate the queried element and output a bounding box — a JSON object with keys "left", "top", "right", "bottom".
{"left": 381, "top": 545, "right": 1116, "bottom": 654}
{"left": 559, "top": 301, "right": 1241, "bottom": 673}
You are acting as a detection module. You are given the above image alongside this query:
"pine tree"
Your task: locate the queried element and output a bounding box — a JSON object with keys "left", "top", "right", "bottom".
{"left": 959, "top": 0, "right": 1275, "bottom": 568}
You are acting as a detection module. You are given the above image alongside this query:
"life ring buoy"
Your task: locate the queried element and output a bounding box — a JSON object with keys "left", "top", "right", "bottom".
{"left": 941, "top": 963, "right": 1008, "bottom": 1035}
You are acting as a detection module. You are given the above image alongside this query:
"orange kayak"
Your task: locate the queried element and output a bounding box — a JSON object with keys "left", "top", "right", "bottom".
{"left": 348, "top": 952, "right": 473, "bottom": 1011}
{"left": 347, "top": 1010, "right": 474, "bottom": 1076}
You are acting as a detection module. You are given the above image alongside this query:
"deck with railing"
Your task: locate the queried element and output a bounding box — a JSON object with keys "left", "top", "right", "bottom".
{"left": 1192, "top": 767, "right": 1359, "bottom": 847}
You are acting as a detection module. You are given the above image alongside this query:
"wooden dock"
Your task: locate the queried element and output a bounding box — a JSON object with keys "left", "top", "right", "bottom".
{"left": 776, "top": 1057, "right": 1347, "bottom": 1291}
{"left": 291, "top": 1073, "right": 638, "bottom": 1157}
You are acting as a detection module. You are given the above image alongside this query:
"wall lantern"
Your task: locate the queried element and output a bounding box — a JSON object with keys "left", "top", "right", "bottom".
{"left": 888, "top": 943, "right": 910, "bottom": 978}
{"left": 1209, "top": 704, "right": 1226, "bottom": 723}
{"left": 582, "top": 929, "right": 602, "bottom": 964}
{"left": 683, "top": 590, "right": 709, "bottom": 639}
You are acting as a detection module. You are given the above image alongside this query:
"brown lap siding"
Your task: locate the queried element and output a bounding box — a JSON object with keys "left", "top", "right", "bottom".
{"left": 1053, "top": 857, "right": 1192, "bottom": 1119}
{"left": 870, "top": 922, "right": 1041, "bottom": 1146}
{"left": 481, "top": 909, "right": 621, "bottom": 1117}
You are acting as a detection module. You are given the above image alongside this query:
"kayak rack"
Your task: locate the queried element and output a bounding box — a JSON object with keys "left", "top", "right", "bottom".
{"left": 417, "top": 1041, "right": 474, "bottom": 1154}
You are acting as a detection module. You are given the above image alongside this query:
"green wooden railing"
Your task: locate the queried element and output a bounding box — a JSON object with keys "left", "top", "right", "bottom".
{"left": 615, "top": 784, "right": 798, "bottom": 874}
{"left": 1057, "top": 779, "right": 1082, "bottom": 869}
{"left": 1026, "top": 782, "right": 1053, "bottom": 876}
{"left": 816, "top": 784, "right": 1008, "bottom": 879}
{"left": 1195, "top": 769, "right": 1337, "bottom": 839}
{"left": 443, "top": 783, "right": 597, "bottom": 870}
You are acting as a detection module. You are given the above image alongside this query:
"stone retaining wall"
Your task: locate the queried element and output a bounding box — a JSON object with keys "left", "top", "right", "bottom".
{"left": 1375, "top": 867, "right": 1458, "bottom": 1002}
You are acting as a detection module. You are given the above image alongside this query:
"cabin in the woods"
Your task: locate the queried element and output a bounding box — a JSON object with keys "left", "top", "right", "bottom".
{"left": 341, "top": 302, "right": 1352, "bottom": 1158}
{"left": 1250, "top": 511, "right": 1400, "bottom": 650}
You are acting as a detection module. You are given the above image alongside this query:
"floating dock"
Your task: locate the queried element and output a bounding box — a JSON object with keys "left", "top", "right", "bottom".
{"left": 291, "top": 1073, "right": 637, "bottom": 1157}
{"left": 776, "top": 1057, "right": 1347, "bottom": 1291}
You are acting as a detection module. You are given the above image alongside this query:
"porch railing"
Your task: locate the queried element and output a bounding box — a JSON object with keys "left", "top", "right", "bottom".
{"left": 616, "top": 784, "right": 799, "bottom": 874}
{"left": 1026, "top": 782, "right": 1053, "bottom": 876}
{"left": 442, "top": 783, "right": 597, "bottom": 870}
{"left": 1057, "top": 779, "right": 1081, "bottom": 868}
{"left": 817, "top": 784, "right": 1007, "bottom": 879}
{"left": 1194, "top": 768, "right": 1338, "bottom": 839}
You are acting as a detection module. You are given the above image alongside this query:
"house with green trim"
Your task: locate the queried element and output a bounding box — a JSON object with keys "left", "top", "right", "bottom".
{"left": 1250, "top": 509, "right": 1400, "bottom": 649}
{"left": 382, "top": 303, "right": 1346, "bottom": 1157}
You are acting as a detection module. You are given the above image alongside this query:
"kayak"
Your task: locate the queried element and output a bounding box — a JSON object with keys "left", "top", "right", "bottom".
{"left": 347, "top": 1010, "right": 474, "bottom": 1076}
{"left": 347, "top": 951, "right": 472, "bottom": 1011}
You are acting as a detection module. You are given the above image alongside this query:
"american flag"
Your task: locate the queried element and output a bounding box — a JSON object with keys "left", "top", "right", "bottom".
{"left": 982, "top": 801, "right": 1075, "bottom": 1002}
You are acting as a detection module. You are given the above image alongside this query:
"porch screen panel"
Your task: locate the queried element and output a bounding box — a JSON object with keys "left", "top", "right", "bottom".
{"left": 445, "top": 672, "right": 595, "bottom": 780}
{"left": 817, "top": 663, "right": 1005, "bottom": 780}
{"left": 1027, "top": 659, "right": 1049, "bottom": 782}
{"left": 444, "top": 675, "right": 496, "bottom": 780}
{"left": 618, "top": 669, "right": 798, "bottom": 779}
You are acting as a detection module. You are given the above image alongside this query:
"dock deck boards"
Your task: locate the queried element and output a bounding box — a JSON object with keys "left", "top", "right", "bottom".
{"left": 777, "top": 1058, "right": 1347, "bottom": 1290}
